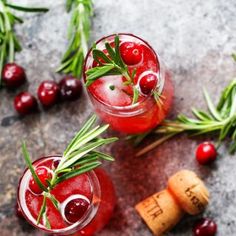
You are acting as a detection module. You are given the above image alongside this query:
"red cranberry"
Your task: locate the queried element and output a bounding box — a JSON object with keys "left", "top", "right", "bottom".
{"left": 52, "top": 159, "right": 60, "bottom": 169}
{"left": 196, "top": 142, "right": 217, "bottom": 165}
{"left": 193, "top": 218, "right": 217, "bottom": 236}
{"left": 59, "top": 76, "right": 82, "bottom": 101}
{"left": 139, "top": 73, "right": 158, "bottom": 95}
{"left": 29, "top": 167, "right": 52, "bottom": 194}
{"left": 64, "top": 197, "right": 90, "bottom": 223}
{"left": 37, "top": 80, "right": 60, "bottom": 107}
{"left": 120, "top": 42, "right": 143, "bottom": 65}
{"left": 14, "top": 92, "right": 38, "bottom": 115}
{"left": 2, "top": 63, "right": 26, "bottom": 88}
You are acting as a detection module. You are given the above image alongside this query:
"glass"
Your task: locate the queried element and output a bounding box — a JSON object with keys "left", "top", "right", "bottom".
{"left": 83, "top": 33, "right": 174, "bottom": 134}
{"left": 17, "top": 156, "right": 116, "bottom": 236}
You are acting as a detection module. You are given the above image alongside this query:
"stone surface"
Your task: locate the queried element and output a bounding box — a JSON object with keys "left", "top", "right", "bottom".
{"left": 0, "top": 0, "right": 236, "bottom": 235}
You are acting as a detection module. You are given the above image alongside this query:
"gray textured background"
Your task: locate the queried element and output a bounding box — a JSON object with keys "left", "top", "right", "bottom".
{"left": 0, "top": 0, "right": 236, "bottom": 235}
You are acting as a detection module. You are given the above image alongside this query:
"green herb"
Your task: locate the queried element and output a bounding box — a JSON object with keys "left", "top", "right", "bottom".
{"left": 232, "top": 53, "right": 236, "bottom": 62}
{"left": 0, "top": 1, "right": 48, "bottom": 86}
{"left": 57, "top": 0, "right": 93, "bottom": 78}
{"left": 109, "top": 85, "right": 115, "bottom": 91}
{"left": 50, "top": 115, "right": 117, "bottom": 187}
{"left": 37, "top": 194, "right": 47, "bottom": 224}
{"left": 85, "top": 35, "right": 139, "bottom": 104}
{"left": 135, "top": 79, "right": 236, "bottom": 157}
{"left": 22, "top": 115, "right": 117, "bottom": 227}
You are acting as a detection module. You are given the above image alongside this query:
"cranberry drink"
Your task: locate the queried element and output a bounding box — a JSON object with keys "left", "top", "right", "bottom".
{"left": 17, "top": 115, "right": 117, "bottom": 235}
{"left": 18, "top": 157, "right": 116, "bottom": 235}
{"left": 84, "top": 34, "right": 174, "bottom": 134}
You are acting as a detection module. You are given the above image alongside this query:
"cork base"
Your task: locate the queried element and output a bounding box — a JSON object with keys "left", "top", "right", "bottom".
{"left": 135, "top": 189, "right": 184, "bottom": 236}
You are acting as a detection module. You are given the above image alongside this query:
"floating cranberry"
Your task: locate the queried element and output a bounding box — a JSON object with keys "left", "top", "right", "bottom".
{"left": 29, "top": 167, "right": 52, "bottom": 194}
{"left": 52, "top": 159, "right": 60, "bottom": 169}
{"left": 120, "top": 42, "right": 143, "bottom": 65}
{"left": 59, "top": 76, "right": 82, "bottom": 101}
{"left": 139, "top": 73, "right": 158, "bottom": 95}
{"left": 2, "top": 63, "right": 26, "bottom": 88}
{"left": 37, "top": 80, "right": 60, "bottom": 107}
{"left": 64, "top": 197, "right": 90, "bottom": 224}
{"left": 14, "top": 92, "right": 38, "bottom": 115}
{"left": 193, "top": 218, "right": 217, "bottom": 236}
{"left": 196, "top": 142, "right": 217, "bottom": 165}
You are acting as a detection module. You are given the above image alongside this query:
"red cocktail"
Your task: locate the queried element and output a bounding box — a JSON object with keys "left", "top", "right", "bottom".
{"left": 17, "top": 156, "right": 116, "bottom": 235}
{"left": 84, "top": 33, "right": 174, "bottom": 134}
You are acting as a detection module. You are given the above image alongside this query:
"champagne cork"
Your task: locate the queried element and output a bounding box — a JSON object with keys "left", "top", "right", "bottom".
{"left": 168, "top": 170, "right": 209, "bottom": 215}
{"left": 135, "top": 190, "right": 183, "bottom": 236}
{"left": 135, "top": 170, "right": 209, "bottom": 236}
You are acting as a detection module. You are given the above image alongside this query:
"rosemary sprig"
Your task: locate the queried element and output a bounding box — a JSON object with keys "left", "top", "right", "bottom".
{"left": 22, "top": 115, "right": 117, "bottom": 227}
{"left": 0, "top": 1, "right": 48, "bottom": 86}
{"left": 57, "top": 0, "right": 93, "bottom": 78}
{"left": 85, "top": 35, "right": 139, "bottom": 104}
{"left": 135, "top": 79, "right": 236, "bottom": 157}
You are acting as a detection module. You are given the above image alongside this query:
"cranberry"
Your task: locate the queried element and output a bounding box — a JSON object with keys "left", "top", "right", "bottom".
{"left": 193, "top": 218, "right": 217, "bottom": 236}
{"left": 29, "top": 167, "right": 52, "bottom": 194}
{"left": 14, "top": 92, "right": 38, "bottom": 115}
{"left": 64, "top": 197, "right": 90, "bottom": 224}
{"left": 52, "top": 159, "right": 60, "bottom": 169}
{"left": 139, "top": 73, "right": 158, "bottom": 95}
{"left": 2, "top": 63, "right": 26, "bottom": 88}
{"left": 120, "top": 42, "right": 143, "bottom": 65}
{"left": 37, "top": 80, "right": 60, "bottom": 107}
{"left": 196, "top": 142, "right": 217, "bottom": 165}
{"left": 59, "top": 76, "right": 82, "bottom": 101}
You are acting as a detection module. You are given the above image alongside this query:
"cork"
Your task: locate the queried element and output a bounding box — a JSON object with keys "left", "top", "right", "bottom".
{"left": 168, "top": 170, "right": 210, "bottom": 215}
{"left": 135, "top": 169, "right": 209, "bottom": 236}
{"left": 135, "top": 189, "right": 183, "bottom": 236}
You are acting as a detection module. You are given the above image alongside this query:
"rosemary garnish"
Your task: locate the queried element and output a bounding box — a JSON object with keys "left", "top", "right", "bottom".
{"left": 0, "top": 1, "right": 48, "bottom": 86}
{"left": 85, "top": 35, "right": 139, "bottom": 104}
{"left": 22, "top": 115, "right": 118, "bottom": 228}
{"left": 135, "top": 79, "right": 236, "bottom": 157}
{"left": 57, "top": 0, "right": 93, "bottom": 78}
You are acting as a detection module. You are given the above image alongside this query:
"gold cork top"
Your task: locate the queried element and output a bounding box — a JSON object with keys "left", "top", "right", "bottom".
{"left": 168, "top": 170, "right": 210, "bottom": 215}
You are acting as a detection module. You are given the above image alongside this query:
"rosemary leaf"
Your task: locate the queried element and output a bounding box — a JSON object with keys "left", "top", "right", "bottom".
{"left": 57, "top": 0, "right": 93, "bottom": 78}
{"left": 6, "top": 3, "right": 48, "bottom": 13}
{"left": 132, "top": 87, "right": 139, "bottom": 104}
{"left": 22, "top": 142, "right": 48, "bottom": 192}
{"left": 37, "top": 194, "right": 47, "bottom": 224}
{"left": 43, "top": 213, "right": 51, "bottom": 229}
{"left": 54, "top": 161, "right": 102, "bottom": 186}
{"left": 133, "top": 79, "right": 236, "bottom": 156}
{"left": 0, "top": 1, "right": 48, "bottom": 86}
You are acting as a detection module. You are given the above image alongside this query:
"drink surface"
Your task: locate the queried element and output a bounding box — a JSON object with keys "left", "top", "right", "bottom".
{"left": 84, "top": 34, "right": 174, "bottom": 134}
{"left": 18, "top": 156, "right": 116, "bottom": 235}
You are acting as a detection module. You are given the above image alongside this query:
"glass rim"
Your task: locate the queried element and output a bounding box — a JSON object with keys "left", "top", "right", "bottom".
{"left": 17, "top": 155, "right": 101, "bottom": 235}
{"left": 83, "top": 33, "right": 163, "bottom": 111}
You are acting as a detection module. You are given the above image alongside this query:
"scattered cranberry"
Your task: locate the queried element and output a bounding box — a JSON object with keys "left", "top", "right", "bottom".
{"left": 120, "top": 42, "right": 143, "bottom": 65}
{"left": 139, "top": 73, "right": 158, "bottom": 94}
{"left": 59, "top": 76, "right": 82, "bottom": 101}
{"left": 2, "top": 63, "right": 26, "bottom": 88}
{"left": 14, "top": 92, "right": 38, "bottom": 115}
{"left": 196, "top": 142, "right": 217, "bottom": 165}
{"left": 64, "top": 197, "right": 90, "bottom": 223}
{"left": 193, "top": 218, "right": 217, "bottom": 236}
{"left": 29, "top": 167, "right": 52, "bottom": 194}
{"left": 37, "top": 80, "right": 60, "bottom": 107}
